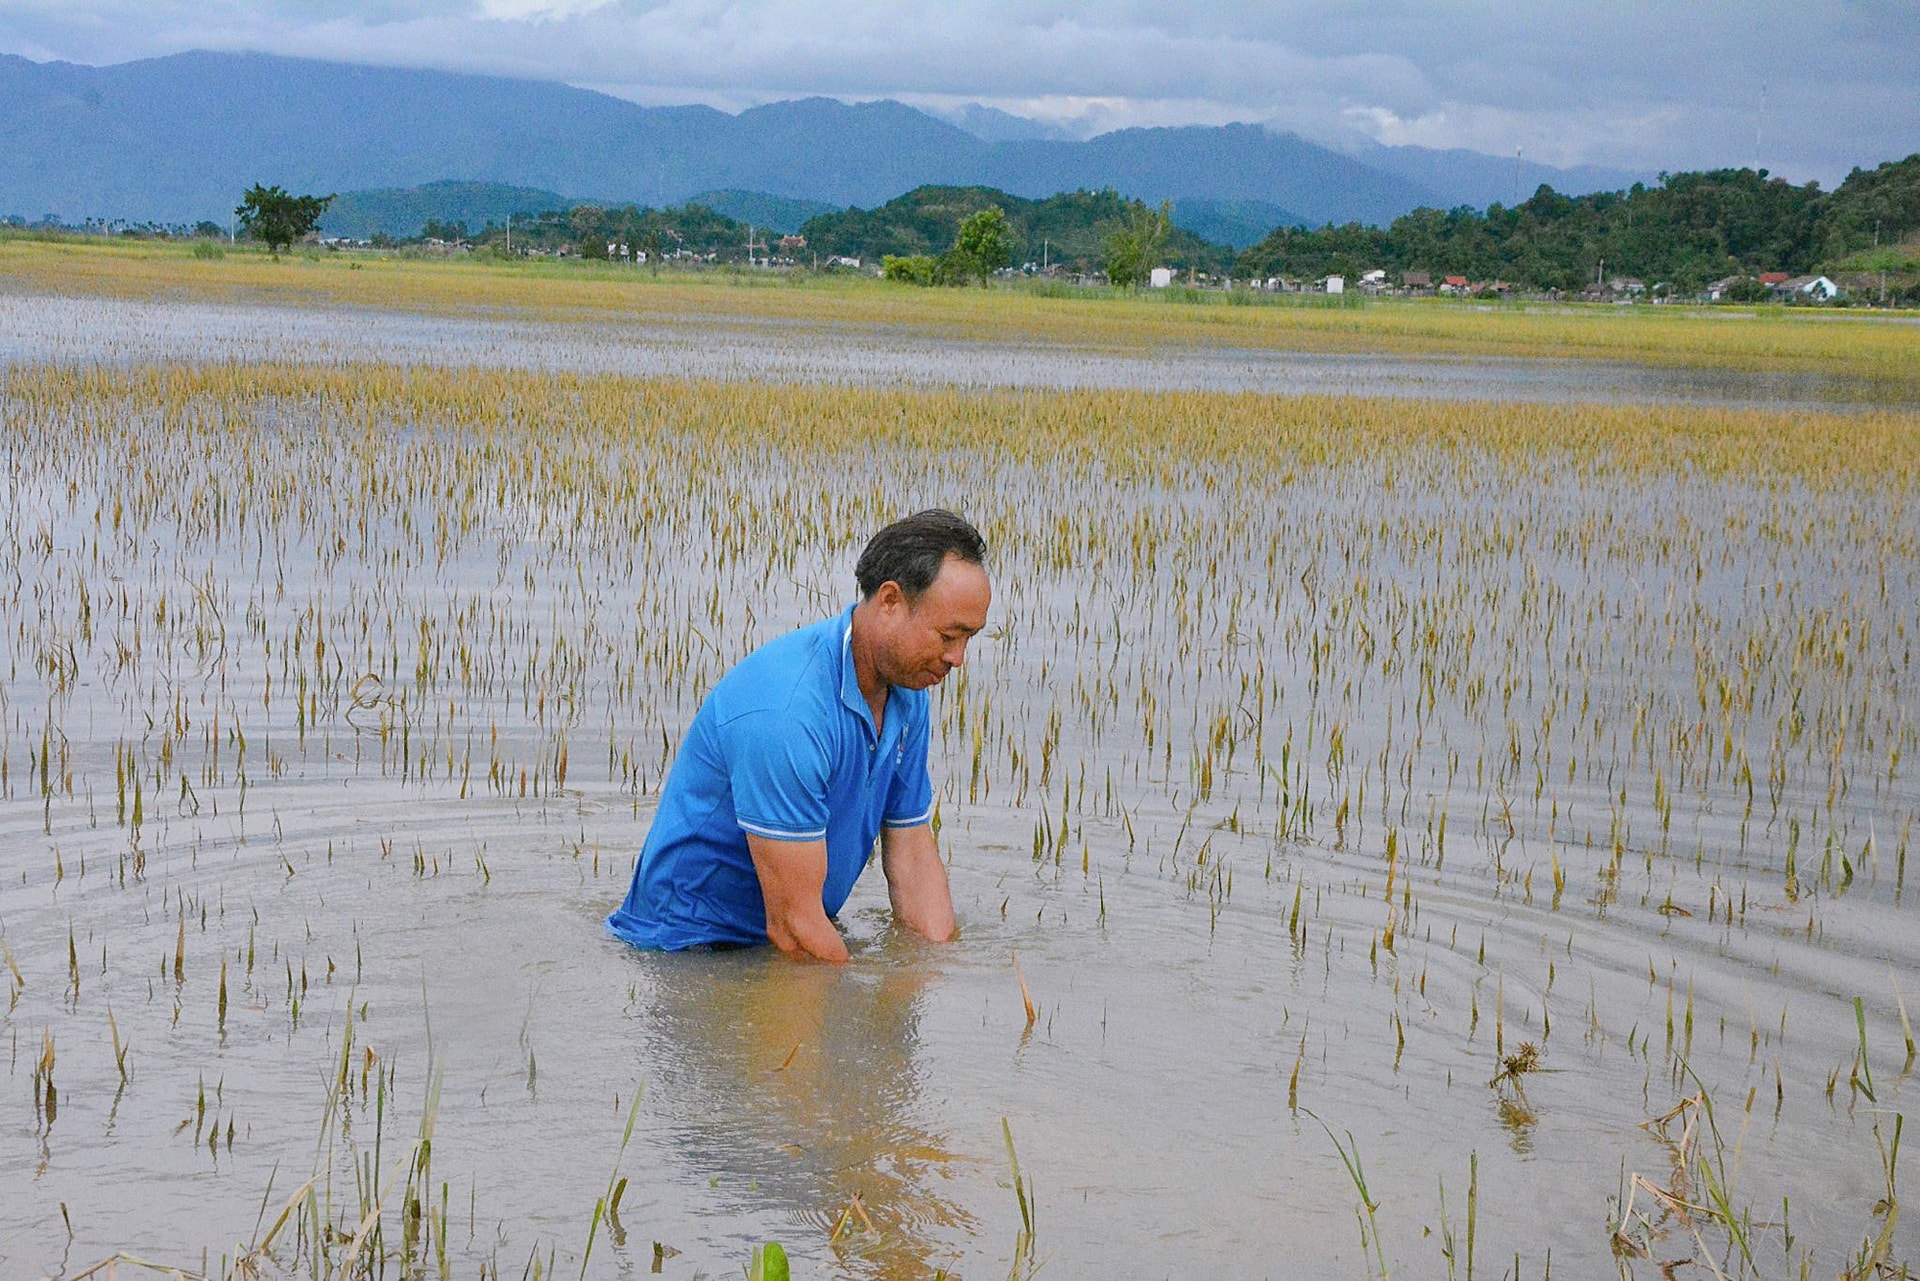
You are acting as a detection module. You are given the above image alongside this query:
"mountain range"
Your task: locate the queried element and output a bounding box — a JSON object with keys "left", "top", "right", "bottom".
{"left": 0, "top": 50, "right": 1650, "bottom": 233}
{"left": 319, "top": 182, "right": 843, "bottom": 241}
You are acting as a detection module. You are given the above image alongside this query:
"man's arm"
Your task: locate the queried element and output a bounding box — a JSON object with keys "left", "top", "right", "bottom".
{"left": 745, "top": 833, "right": 850, "bottom": 963}
{"left": 880, "top": 823, "right": 956, "bottom": 942}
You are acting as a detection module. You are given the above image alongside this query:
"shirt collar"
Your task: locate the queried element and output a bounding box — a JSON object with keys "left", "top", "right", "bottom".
{"left": 837, "top": 603, "right": 879, "bottom": 739}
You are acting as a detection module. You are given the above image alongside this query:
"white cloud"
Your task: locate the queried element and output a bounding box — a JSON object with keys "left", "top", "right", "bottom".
{"left": 1341, "top": 102, "right": 1694, "bottom": 171}
{"left": 476, "top": 0, "right": 619, "bottom": 20}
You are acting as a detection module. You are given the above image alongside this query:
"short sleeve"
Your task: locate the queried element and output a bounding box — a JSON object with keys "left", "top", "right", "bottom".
{"left": 883, "top": 698, "right": 934, "bottom": 829}
{"left": 727, "top": 711, "right": 832, "bottom": 841}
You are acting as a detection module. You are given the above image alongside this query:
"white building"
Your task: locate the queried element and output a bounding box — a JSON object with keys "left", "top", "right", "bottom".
{"left": 1322, "top": 275, "right": 1345, "bottom": 294}
{"left": 1783, "top": 274, "right": 1841, "bottom": 301}
{"left": 1149, "top": 266, "right": 1175, "bottom": 288}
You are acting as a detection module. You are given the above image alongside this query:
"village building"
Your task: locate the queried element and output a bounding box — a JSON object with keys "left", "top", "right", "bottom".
{"left": 1579, "top": 277, "right": 1645, "bottom": 302}
{"left": 1776, "top": 274, "right": 1841, "bottom": 301}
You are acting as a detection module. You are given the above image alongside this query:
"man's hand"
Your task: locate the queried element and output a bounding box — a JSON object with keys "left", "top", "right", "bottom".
{"left": 745, "top": 833, "right": 850, "bottom": 962}
{"left": 880, "top": 823, "right": 956, "bottom": 942}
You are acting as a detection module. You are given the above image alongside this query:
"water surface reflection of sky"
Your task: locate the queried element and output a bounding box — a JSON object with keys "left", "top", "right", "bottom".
{"left": 1, "top": 291, "right": 1906, "bottom": 410}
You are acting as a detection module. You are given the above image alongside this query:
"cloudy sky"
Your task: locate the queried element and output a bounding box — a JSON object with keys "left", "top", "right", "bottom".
{"left": 4, "top": 1, "right": 1915, "bottom": 184}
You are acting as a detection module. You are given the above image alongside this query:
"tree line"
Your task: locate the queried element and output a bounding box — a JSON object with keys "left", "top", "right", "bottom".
{"left": 1235, "top": 156, "right": 1920, "bottom": 293}
{"left": 229, "top": 152, "right": 1918, "bottom": 300}
{"left": 799, "top": 186, "right": 1227, "bottom": 278}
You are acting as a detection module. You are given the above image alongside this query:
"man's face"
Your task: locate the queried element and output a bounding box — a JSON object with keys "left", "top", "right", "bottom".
{"left": 876, "top": 555, "right": 991, "bottom": 690}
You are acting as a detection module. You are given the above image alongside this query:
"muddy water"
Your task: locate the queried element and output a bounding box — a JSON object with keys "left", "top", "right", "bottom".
{"left": 0, "top": 290, "right": 1906, "bottom": 409}
{"left": 1, "top": 306, "right": 1918, "bottom": 1278}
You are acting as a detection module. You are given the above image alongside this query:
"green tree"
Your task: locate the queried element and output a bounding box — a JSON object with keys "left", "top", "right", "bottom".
{"left": 235, "top": 184, "right": 333, "bottom": 254}
{"left": 570, "top": 205, "right": 609, "bottom": 259}
{"left": 798, "top": 185, "right": 1232, "bottom": 276}
{"left": 1719, "top": 276, "right": 1773, "bottom": 303}
{"left": 951, "top": 207, "right": 1012, "bottom": 283}
{"left": 1817, "top": 154, "right": 1920, "bottom": 261}
{"left": 1104, "top": 200, "right": 1172, "bottom": 287}
{"left": 881, "top": 254, "right": 945, "bottom": 285}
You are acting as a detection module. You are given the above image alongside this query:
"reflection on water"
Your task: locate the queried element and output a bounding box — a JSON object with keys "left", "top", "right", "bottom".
{"left": 0, "top": 306, "right": 1914, "bottom": 1276}
{"left": 637, "top": 943, "right": 973, "bottom": 1277}
{"left": 0, "top": 291, "right": 1907, "bottom": 410}
{"left": 1493, "top": 1090, "right": 1539, "bottom": 1155}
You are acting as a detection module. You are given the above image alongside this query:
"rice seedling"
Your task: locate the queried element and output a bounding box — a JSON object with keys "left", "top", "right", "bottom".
{"left": 1011, "top": 950, "right": 1038, "bottom": 1030}
{"left": 3, "top": 235, "right": 1918, "bottom": 393}
{"left": 748, "top": 1239, "right": 790, "bottom": 1281}
{"left": 1307, "top": 1109, "right": 1391, "bottom": 1280}
{"left": 1001, "top": 1118, "right": 1039, "bottom": 1279}
{"left": 0, "top": 275, "right": 1913, "bottom": 1275}
{"left": 577, "top": 1083, "right": 643, "bottom": 1278}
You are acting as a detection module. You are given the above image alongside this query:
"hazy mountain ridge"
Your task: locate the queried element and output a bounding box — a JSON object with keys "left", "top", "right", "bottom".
{"left": 1170, "top": 198, "right": 1310, "bottom": 250}
{"left": 940, "top": 103, "right": 1076, "bottom": 143}
{"left": 1349, "top": 141, "right": 1652, "bottom": 213}
{"left": 1, "top": 50, "right": 1648, "bottom": 230}
{"left": 322, "top": 180, "right": 577, "bottom": 240}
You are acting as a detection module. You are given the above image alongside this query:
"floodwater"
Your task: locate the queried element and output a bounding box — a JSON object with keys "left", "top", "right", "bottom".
{"left": 0, "top": 289, "right": 1908, "bottom": 409}
{"left": 1, "top": 294, "right": 1917, "bottom": 1279}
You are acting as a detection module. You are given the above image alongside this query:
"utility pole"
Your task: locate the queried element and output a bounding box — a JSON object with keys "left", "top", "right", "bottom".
{"left": 505, "top": 212, "right": 511, "bottom": 254}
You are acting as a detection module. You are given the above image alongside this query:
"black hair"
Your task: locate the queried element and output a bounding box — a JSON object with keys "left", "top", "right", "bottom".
{"left": 854, "top": 509, "right": 986, "bottom": 600}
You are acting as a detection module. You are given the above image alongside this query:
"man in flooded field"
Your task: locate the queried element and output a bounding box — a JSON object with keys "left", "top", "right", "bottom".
{"left": 607, "top": 509, "right": 991, "bottom": 961}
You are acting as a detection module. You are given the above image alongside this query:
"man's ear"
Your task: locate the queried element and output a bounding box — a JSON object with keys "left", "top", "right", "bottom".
{"left": 872, "top": 580, "right": 907, "bottom": 613}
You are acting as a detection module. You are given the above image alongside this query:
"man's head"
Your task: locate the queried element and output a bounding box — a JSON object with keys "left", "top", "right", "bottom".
{"left": 854, "top": 510, "right": 991, "bottom": 690}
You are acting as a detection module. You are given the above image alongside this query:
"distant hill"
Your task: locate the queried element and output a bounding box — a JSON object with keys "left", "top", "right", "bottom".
{"left": 1233, "top": 156, "right": 1920, "bottom": 297}
{"left": 940, "top": 103, "right": 1075, "bottom": 144}
{"left": 684, "top": 190, "right": 842, "bottom": 234}
{"left": 977, "top": 124, "right": 1423, "bottom": 228}
{"left": 798, "top": 186, "right": 1233, "bottom": 274}
{"left": 0, "top": 50, "right": 1648, "bottom": 232}
{"left": 1170, "top": 198, "right": 1308, "bottom": 250}
{"left": 321, "top": 180, "right": 577, "bottom": 239}
{"left": 0, "top": 51, "right": 735, "bottom": 225}
{"left": 1348, "top": 141, "right": 1652, "bottom": 213}
{"left": 317, "top": 181, "right": 839, "bottom": 240}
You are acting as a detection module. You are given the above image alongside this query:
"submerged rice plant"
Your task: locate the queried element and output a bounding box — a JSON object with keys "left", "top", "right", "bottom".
{"left": 0, "top": 346, "right": 1914, "bottom": 1276}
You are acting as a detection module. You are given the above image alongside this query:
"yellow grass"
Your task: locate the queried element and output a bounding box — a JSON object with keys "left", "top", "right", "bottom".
{"left": 15, "top": 359, "right": 1915, "bottom": 486}
{"left": 4, "top": 235, "right": 1918, "bottom": 394}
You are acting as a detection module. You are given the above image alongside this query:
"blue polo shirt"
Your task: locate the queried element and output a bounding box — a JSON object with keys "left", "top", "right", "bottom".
{"left": 606, "top": 605, "right": 935, "bottom": 950}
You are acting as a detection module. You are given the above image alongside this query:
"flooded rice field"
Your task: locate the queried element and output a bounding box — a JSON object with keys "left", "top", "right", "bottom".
{"left": 1, "top": 328, "right": 1917, "bottom": 1278}
{"left": 0, "top": 290, "right": 1907, "bottom": 411}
